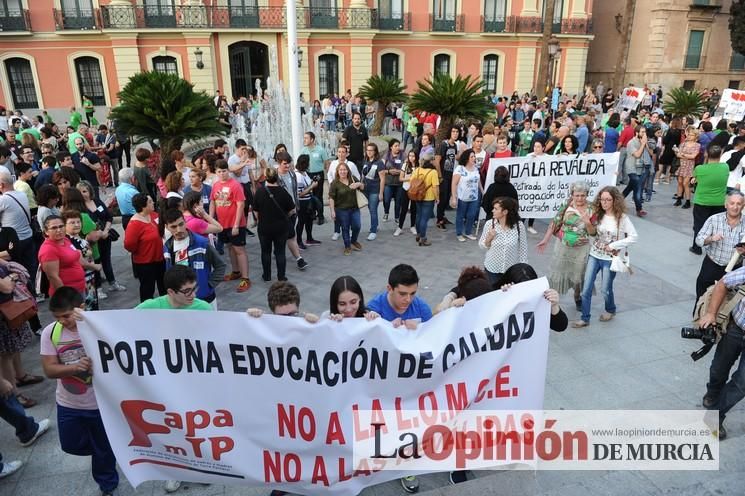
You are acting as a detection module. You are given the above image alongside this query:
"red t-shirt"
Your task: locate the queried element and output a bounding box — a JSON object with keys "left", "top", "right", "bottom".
{"left": 618, "top": 125, "right": 635, "bottom": 148}
{"left": 123, "top": 213, "right": 165, "bottom": 264}
{"left": 210, "top": 179, "right": 246, "bottom": 228}
{"left": 38, "top": 238, "right": 86, "bottom": 296}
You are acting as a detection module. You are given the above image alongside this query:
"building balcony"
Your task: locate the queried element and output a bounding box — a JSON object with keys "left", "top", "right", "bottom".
{"left": 0, "top": 9, "right": 30, "bottom": 32}
{"left": 98, "top": 5, "right": 409, "bottom": 31}
{"left": 430, "top": 14, "right": 464, "bottom": 32}
{"left": 560, "top": 17, "right": 592, "bottom": 35}
{"left": 53, "top": 8, "right": 99, "bottom": 30}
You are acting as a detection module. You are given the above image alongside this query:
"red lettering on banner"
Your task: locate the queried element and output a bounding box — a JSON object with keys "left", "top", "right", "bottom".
{"left": 445, "top": 382, "right": 469, "bottom": 411}
{"left": 262, "top": 450, "right": 302, "bottom": 482}
{"left": 311, "top": 456, "right": 329, "bottom": 486}
{"left": 277, "top": 404, "right": 316, "bottom": 441}
{"left": 122, "top": 400, "right": 170, "bottom": 447}
{"left": 325, "top": 412, "right": 346, "bottom": 445}
{"left": 353, "top": 399, "right": 385, "bottom": 440}
{"left": 495, "top": 366, "right": 511, "bottom": 397}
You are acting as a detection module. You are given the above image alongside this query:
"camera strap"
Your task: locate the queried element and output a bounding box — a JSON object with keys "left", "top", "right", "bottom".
{"left": 691, "top": 343, "right": 714, "bottom": 362}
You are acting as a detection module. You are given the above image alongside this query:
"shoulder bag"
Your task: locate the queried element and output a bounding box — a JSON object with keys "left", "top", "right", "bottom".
{"left": 7, "top": 193, "right": 42, "bottom": 244}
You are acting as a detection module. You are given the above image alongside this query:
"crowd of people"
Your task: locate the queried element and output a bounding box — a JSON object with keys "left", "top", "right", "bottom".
{"left": 0, "top": 80, "right": 744, "bottom": 495}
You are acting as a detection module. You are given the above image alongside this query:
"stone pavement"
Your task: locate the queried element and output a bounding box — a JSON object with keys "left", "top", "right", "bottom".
{"left": 1, "top": 181, "right": 743, "bottom": 496}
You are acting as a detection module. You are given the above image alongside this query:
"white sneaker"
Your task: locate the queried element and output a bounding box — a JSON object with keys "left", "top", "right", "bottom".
{"left": 383, "top": 214, "right": 389, "bottom": 222}
{"left": 0, "top": 460, "right": 22, "bottom": 479}
{"left": 457, "top": 235, "right": 467, "bottom": 242}
{"left": 331, "top": 232, "right": 340, "bottom": 241}
{"left": 97, "top": 289, "right": 108, "bottom": 300}
{"left": 527, "top": 226, "right": 538, "bottom": 234}
{"left": 165, "top": 480, "right": 181, "bottom": 493}
{"left": 108, "top": 282, "right": 126, "bottom": 292}
{"left": 367, "top": 232, "right": 377, "bottom": 240}
{"left": 393, "top": 228, "right": 402, "bottom": 236}
{"left": 410, "top": 227, "right": 417, "bottom": 235}
{"left": 21, "top": 419, "right": 50, "bottom": 447}
{"left": 465, "top": 234, "right": 478, "bottom": 240}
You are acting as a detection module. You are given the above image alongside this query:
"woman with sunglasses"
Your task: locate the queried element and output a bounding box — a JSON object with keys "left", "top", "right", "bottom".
{"left": 590, "top": 139, "right": 605, "bottom": 154}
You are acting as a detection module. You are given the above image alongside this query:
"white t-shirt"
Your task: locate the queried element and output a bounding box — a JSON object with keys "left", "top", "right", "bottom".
{"left": 228, "top": 153, "right": 250, "bottom": 184}
{"left": 723, "top": 149, "right": 745, "bottom": 188}
{"left": 327, "top": 160, "right": 359, "bottom": 184}
{"left": 453, "top": 165, "right": 481, "bottom": 202}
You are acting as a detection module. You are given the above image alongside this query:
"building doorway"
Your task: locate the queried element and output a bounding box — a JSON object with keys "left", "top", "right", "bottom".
{"left": 228, "top": 41, "right": 269, "bottom": 99}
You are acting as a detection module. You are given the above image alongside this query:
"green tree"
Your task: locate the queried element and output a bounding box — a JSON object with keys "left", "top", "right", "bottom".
{"left": 731, "top": 0, "right": 745, "bottom": 56}
{"left": 662, "top": 87, "right": 707, "bottom": 119}
{"left": 109, "top": 71, "right": 225, "bottom": 161}
{"left": 358, "top": 75, "right": 408, "bottom": 136}
{"left": 409, "top": 74, "right": 492, "bottom": 141}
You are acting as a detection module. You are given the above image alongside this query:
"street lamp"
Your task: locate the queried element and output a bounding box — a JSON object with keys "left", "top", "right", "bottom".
{"left": 297, "top": 48, "right": 303, "bottom": 69}
{"left": 547, "top": 36, "right": 561, "bottom": 93}
{"left": 194, "top": 48, "right": 204, "bottom": 70}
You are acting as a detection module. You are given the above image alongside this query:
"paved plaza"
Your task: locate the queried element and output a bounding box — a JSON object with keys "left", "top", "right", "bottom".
{"left": 1, "top": 181, "right": 743, "bottom": 496}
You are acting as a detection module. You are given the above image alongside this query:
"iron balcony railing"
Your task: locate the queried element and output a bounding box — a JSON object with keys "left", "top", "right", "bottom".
{"left": 99, "top": 5, "right": 410, "bottom": 30}
{"left": 430, "top": 13, "right": 465, "bottom": 32}
{"left": 53, "top": 8, "right": 99, "bottom": 30}
{"left": 0, "top": 9, "right": 30, "bottom": 32}
{"left": 481, "top": 15, "right": 592, "bottom": 34}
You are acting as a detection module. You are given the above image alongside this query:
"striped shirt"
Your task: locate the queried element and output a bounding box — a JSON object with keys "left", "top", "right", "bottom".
{"left": 723, "top": 266, "right": 745, "bottom": 328}
{"left": 695, "top": 213, "right": 745, "bottom": 266}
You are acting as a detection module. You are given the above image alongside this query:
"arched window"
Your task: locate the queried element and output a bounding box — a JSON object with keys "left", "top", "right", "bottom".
{"left": 434, "top": 54, "right": 450, "bottom": 77}
{"left": 381, "top": 53, "right": 399, "bottom": 80}
{"left": 153, "top": 55, "right": 179, "bottom": 75}
{"left": 318, "top": 54, "right": 339, "bottom": 98}
{"left": 74, "top": 56, "right": 106, "bottom": 105}
{"left": 482, "top": 55, "right": 498, "bottom": 93}
{"left": 4, "top": 57, "right": 38, "bottom": 108}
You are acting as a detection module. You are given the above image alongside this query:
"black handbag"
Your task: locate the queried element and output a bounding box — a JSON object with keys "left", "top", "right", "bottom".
{"left": 107, "top": 228, "right": 120, "bottom": 242}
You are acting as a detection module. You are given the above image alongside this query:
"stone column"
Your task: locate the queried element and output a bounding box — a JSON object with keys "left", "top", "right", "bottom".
{"left": 110, "top": 34, "right": 141, "bottom": 95}
{"left": 349, "top": 33, "right": 374, "bottom": 93}
{"left": 515, "top": 47, "right": 538, "bottom": 94}
{"left": 186, "top": 38, "right": 215, "bottom": 94}
{"left": 570, "top": 0, "right": 587, "bottom": 18}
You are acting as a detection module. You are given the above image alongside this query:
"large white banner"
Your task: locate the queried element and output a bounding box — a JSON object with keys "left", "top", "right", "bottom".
{"left": 483, "top": 153, "right": 619, "bottom": 219}
{"left": 78, "top": 279, "right": 550, "bottom": 495}
{"left": 717, "top": 89, "right": 745, "bottom": 122}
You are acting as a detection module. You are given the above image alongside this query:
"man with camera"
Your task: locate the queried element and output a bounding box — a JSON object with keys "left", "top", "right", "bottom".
{"left": 694, "top": 191, "right": 745, "bottom": 301}
{"left": 698, "top": 262, "right": 745, "bottom": 440}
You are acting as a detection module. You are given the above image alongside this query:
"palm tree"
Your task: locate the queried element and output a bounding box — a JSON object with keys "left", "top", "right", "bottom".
{"left": 109, "top": 71, "right": 226, "bottom": 161}
{"left": 662, "top": 88, "right": 707, "bottom": 119}
{"left": 409, "top": 74, "right": 492, "bottom": 141}
{"left": 358, "top": 75, "right": 408, "bottom": 136}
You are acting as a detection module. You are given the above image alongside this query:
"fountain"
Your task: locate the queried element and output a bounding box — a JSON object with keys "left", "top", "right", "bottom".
{"left": 230, "top": 45, "right": 337, "bottom": 162}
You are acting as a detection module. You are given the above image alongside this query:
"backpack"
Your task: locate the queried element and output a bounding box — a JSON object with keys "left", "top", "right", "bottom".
{"left": 692, "top": 284, "right": 745, "bottom": 333}
{"left": 407, "top": 170, "right": 432, "bottom": 201}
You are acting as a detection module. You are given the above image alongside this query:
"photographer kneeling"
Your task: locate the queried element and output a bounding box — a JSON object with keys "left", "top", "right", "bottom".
{"left": 699, "top": 266, "right": 745, "bottom": 440}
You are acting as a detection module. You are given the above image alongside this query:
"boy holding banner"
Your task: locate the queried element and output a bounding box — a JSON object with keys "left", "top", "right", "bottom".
{"left": 40, "top": 287, "right": 119, "bottom": 496}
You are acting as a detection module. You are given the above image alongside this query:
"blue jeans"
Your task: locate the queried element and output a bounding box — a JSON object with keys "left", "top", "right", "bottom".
{"left": 0, "top": 392, "right": 39, "bottom": 444}
{"left": 706, "top": 321, "right": 745, "bottom": 420}
{"left": 456, "top": 199, "right": 480, "bottom": 236}
{"left": 580, "top": 255, "right": 617, "bottom": 322}
{"left": 57, "top": 404, "right": 119, "bottom": 492}
{"left": 335, "top": 208, "right": 361, "bottom": 248}
{"left": 416, "top": 200, "right": 435, "bottom": 241}
{"left": 622, "top": 172, "right": 643, "bottom": 212}
{"left": 366, "top": 191, "right": 380, "bottom": 233}
{"left": 383, "top": 185, "right": 402, "bottom": 219}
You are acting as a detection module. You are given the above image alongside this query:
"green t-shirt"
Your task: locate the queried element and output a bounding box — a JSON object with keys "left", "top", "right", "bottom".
{"left": 69, "top": 111, "right": 82, "bottom": 130}
{"left": 136, "top": 296, "right": 212, "bottom": 310}
{"left": 83, "top": 98, "right": 94, "bottom": 113}
{"left": 300, "top": 145, "right": 329, "bottom": 174}
{"left": 693, "top": 162, "right": 730, "bottom": 207}
{"left": 80, "top": 213, "right": 100, "bottom": 260}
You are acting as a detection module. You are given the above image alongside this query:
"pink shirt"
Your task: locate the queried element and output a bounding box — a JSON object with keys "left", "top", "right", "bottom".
{"left": 38, "top": 238, "right": 85, "bottom": 296}
{"left": 40, "top": 322, "right": 98, "bottom": 410}
{"left": 184, "top": 213, "right": 209, "bottom": 236}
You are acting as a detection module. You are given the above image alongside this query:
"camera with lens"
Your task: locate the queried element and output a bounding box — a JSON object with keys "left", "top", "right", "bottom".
{"left": 681, "top": 325, "right": 719, "bottom": 345}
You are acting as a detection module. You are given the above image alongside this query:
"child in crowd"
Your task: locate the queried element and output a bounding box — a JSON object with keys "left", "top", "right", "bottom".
{"left": 40, "top": 287, "right": 119, "bottom": 496}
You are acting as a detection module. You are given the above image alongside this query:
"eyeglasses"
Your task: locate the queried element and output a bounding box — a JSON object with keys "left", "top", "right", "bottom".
{"left": 593, "top": 146, "right": 603, "bottom": 150}
{"left": 176, "top": 285, "right": 198, "bottom": 296}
